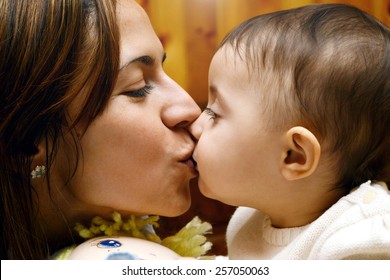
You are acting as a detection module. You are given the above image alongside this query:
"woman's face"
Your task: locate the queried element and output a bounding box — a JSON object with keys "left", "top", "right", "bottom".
{"left": 56, "top": 0, "right": 200, "bottom": 217}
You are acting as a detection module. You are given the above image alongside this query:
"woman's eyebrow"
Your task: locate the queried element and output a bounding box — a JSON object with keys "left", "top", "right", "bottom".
{"left": 120, "top": 55, "right": 155, "bottom": 71}
{"left": 119, "top": 52, "right": 166, "bottom": 71}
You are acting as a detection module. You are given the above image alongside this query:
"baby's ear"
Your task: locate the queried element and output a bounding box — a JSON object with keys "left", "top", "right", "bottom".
{"left": 281, "top": 126, "right": 321, "bottom": 181}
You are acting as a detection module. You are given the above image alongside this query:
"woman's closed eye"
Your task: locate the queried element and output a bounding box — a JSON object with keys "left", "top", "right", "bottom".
{"left": 203, "top": 107, "right": 218, "bottom": 120}
{"left": 123, "top": 84, "right": 154, "bottom": 98}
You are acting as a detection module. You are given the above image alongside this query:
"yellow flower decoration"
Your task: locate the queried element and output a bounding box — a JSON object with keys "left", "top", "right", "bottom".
{"left": 72, "top": 212, "right": 213, "bottom": 259}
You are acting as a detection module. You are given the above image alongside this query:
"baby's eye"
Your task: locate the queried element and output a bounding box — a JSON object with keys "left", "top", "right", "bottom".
{"left": 203, "top": 107, "right": 218, "bottom": 119}
{"left": 123, "top": 84, "right": 153, "bottom": 98}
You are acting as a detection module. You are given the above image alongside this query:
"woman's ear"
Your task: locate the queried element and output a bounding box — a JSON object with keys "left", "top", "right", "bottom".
{"left": 281, "top": 126, "right": 321, "bottom": 181}
{"left": 30, "top": 140, "right": 47, "bottom": 179}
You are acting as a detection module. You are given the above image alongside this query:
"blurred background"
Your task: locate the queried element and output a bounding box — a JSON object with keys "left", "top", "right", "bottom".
{"left": 135, "top": 0, "right": 390, "bottom": 256}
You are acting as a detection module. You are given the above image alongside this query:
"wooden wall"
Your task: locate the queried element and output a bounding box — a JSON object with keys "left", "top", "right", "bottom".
{"left": 138, "top": 0, "right": 390, "bottom": 106}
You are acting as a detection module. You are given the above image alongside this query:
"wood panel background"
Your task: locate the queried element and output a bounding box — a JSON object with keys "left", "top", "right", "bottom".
{"left": 138, "top": 0, "right": 390, "bottom": 106}
{"left": 135, "top": 0, "right": 390, "bottom": 256}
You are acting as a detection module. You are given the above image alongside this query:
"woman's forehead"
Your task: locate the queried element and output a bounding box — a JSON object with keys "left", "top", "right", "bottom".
{"left": 116, "top": 0, "right": 162, "bottom": 69}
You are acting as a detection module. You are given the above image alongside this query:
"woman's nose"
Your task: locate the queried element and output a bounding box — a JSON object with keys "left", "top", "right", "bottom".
{"left": 161, "top": 77, "right": 201, "bottom": 129}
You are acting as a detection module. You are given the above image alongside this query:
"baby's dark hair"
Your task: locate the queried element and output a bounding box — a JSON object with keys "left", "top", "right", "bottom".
{"left": 220, "top": 4, "right": 390, "bottom": 190}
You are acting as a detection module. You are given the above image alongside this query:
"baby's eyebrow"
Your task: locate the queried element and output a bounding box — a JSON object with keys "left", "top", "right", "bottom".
{"left": 209, "top": 84, "right": 227, "bottom": 109}
{"left": 209, "top": 84, "right": 218, "bottom": 98}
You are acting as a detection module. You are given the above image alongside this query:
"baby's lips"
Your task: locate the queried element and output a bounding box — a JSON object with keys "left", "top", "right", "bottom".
{"left": 192, "top": 156, "right": 198, "bottom": 172}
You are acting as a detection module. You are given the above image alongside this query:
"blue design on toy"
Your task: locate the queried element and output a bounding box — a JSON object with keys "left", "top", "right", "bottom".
{"left": 105, "top": 252, "right": 140, "bottom": 260}
{"left": 97, "top": 239, "right": 122, "bottom": 249}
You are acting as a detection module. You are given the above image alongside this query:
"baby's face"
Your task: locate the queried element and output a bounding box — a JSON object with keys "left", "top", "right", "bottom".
{"left": 190, "top": 46, "right": 283, "bottom": 208}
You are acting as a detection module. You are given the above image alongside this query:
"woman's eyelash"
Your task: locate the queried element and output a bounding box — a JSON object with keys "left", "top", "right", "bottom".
{"left": 203, "top": 107, "right": 217, "bottom": 119}
{"left": 124, "top": 84, "right": 153, "bottom": 98}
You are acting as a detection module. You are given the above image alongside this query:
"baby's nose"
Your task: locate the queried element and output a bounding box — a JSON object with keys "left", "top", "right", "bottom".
{"left": 188, "top": 113, "right": 206, "bottom": 141}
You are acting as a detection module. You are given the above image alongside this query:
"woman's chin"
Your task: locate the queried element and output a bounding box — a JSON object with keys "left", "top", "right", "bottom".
{"left": 169, "top": 201, "right": 191, "bottom": 217}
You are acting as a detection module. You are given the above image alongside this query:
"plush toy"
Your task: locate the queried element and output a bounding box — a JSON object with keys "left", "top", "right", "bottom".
{"left": 55, "top": 212, "right": 213, "bottom": 260}
{"left": 67, "top": 236, "right": 190, "bottom": 260}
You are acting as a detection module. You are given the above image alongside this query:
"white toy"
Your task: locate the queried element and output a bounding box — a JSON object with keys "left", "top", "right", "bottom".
{"left": 68, "top": 236, "right": 187, "bottom": 260}
{"left": 54, "top": 213, "right": 213, "bottom": 260}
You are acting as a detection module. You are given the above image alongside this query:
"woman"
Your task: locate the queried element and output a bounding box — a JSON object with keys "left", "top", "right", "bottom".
{"left": 0, "top": 0, "right": 200, "bottom": 259}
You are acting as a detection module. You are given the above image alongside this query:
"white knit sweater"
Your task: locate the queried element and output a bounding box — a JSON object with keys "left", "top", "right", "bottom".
{"left": 226, "top": 181, "right": 390, "bottom": 259}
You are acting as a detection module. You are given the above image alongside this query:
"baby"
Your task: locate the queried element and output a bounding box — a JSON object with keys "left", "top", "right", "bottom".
{"left": 190, "top": 3, "right": 390, "bottom": 259}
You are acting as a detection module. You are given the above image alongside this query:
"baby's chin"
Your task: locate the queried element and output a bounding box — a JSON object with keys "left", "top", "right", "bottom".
{"left": 198, "top": 180, "right": 222, "bottom": 201}
{"left": 200, "top": 183, "right": 241, "bottom": 207}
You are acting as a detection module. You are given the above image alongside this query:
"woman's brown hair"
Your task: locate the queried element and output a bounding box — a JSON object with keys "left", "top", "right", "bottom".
{"left": 0, "top": 0, "right": 119, "bottom": 259}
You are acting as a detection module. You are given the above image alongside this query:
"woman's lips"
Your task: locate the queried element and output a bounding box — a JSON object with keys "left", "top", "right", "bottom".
{"left": 180, "top": 157, "right": 198, "bottom": 176}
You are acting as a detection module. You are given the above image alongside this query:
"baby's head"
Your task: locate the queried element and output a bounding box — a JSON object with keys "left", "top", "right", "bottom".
{"left": 221, "top": 3, "right": 390, "bottom": 189}
{"left": 191, "top": 4, "right": 389, "bottom": 227}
